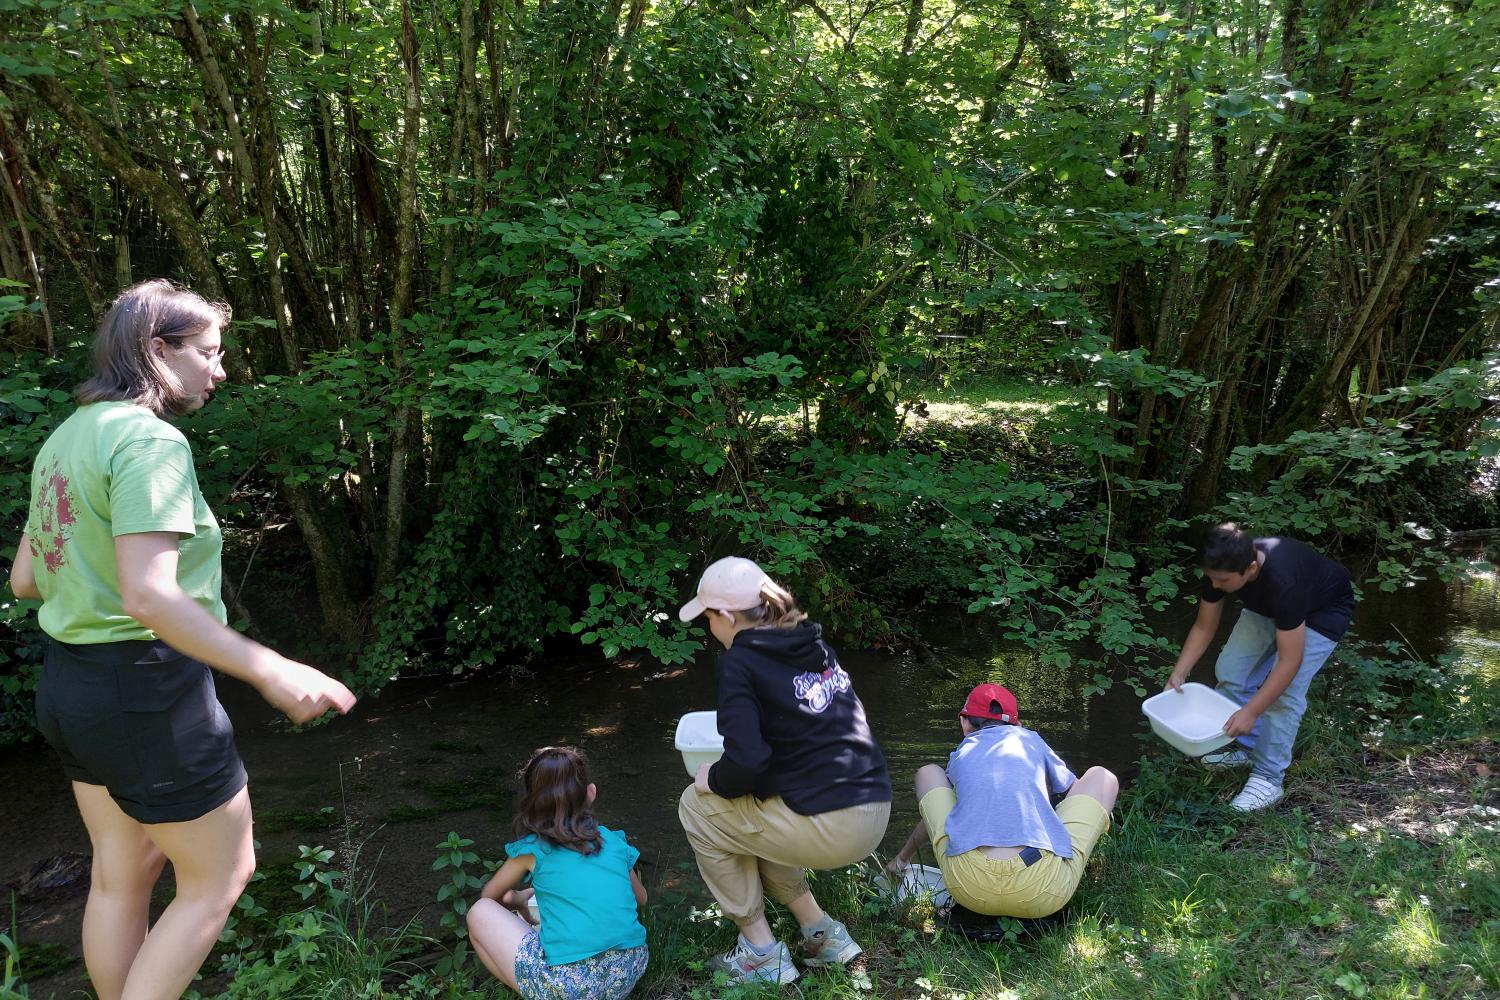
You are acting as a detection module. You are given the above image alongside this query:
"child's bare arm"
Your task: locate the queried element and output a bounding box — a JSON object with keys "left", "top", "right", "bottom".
{"left": 888, "top": 819, "right": 930, "bottom": 871}
{"left": 630, "top": 868, "right": 648, "bottom": 907}
{"left": 479, "top": 855, "right": 534, "bottom": 903}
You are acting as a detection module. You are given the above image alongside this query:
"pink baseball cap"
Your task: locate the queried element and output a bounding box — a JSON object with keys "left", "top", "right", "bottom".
{"left": 679, "top": 557, "right": 771, "bottom": 622}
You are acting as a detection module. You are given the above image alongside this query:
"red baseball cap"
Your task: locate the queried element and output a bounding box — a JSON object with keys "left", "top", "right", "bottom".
{"left": 962, "top": 683, "right": 1019, "bottom": 724}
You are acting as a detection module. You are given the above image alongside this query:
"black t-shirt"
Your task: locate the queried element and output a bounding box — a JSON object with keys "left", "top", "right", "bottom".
{"left": 1198, "top": 537, "right": 1356, "bottom": 640}
{"left": 708, "top": 621, "right": 892, "bottom": 815}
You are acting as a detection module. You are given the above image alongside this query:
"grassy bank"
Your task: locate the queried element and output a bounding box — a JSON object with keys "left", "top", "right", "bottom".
{"left": 6, "top": 685, "right": 1493, "bottom": 1000}
{"left": 635, "top": 735, "right": 1498, "bottom": 1000}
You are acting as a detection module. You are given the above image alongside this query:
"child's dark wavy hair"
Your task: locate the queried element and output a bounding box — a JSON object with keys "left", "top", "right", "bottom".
{"left": 513, "top": 746, "right": 602, "bottom": 855}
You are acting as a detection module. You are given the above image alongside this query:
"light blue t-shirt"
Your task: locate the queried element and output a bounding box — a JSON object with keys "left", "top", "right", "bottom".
{"left": 943, "top": 725, "right": 1078, "bottom": 859}
{"left": 504, "top": 826, "right": 645, "bottom": 965}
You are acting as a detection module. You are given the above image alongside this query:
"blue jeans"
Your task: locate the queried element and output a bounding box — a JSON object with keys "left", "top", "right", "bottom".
{"left": 1213, "top": 611, "right": 1339, "bottom": 786}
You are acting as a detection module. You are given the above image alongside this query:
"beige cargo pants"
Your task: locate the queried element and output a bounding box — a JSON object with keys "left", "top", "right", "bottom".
{"left": 678, "top": 786, "right": 890, "bottom": 926}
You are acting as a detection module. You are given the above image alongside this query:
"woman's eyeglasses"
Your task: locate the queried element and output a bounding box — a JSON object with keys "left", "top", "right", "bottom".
{"left": 163, "top": 338, "right": 227, "bottom": 364}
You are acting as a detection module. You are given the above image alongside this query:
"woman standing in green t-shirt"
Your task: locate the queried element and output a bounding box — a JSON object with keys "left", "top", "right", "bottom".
{"left": 7, "top": 280, "right": 356, "bottom": 1000}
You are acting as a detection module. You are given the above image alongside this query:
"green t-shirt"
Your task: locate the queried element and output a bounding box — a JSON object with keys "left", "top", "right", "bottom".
{"left": 25, "top": 401, "right": 226, "bottom": 644}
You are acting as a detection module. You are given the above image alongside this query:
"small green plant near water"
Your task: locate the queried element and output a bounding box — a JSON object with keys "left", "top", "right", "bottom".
{"left": 1, "top": 931, "right": 29, "bottom": 1000}
{"left": 432, "top": 833, "right": 485, "bottom": 938}
{"left": 431, "top": 833, "right": 503, "bottom": 979}
{"left": 193, "top": 844, "right": 460, "bottom": 1000}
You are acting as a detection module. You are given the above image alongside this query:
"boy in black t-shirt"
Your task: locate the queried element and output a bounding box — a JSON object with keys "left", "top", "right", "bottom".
{"left": 1166, "top": 523, "right": 1355, "bottom": 811}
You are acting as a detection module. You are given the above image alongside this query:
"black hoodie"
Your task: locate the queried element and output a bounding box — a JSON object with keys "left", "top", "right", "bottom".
{"left": 707, "top": 621, "right": 892, "bottom": 815}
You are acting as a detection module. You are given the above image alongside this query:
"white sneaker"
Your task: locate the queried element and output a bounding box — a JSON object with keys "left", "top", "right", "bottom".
{"left": 708, "top": 936, "right": 800, "bottom": 986}
{"left": 1199, "top": 747, "right": 1251, "bottom": 769}
{"left": 801, "top": 918, "right": 863, "bottom": 968}
{"left": 1230, "top": 775, "right": 1284, "bottom": 812}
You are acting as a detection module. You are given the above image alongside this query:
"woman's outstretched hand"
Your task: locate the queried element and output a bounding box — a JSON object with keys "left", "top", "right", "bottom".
{"left": 260, "top": 658, "right": 357, "bottom": 724}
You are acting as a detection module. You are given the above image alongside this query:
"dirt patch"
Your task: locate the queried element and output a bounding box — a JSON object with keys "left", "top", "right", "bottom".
{"left": 1298, "top": 739, "right": 1499, "bottom": 843}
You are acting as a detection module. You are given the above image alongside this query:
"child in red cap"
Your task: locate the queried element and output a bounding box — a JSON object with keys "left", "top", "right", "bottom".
{"left": 886, "top": 683, "right": 1118, "bottom": 919}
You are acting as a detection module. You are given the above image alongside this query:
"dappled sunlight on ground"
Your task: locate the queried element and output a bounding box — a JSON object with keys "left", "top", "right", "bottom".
{"left": 1298, "top": 740, "right": 1498, "bottom": 843}
{"left": 916, "top": 397, "right": 1073, "bottom": 423}
{"left": 1066, "top": 928, "right": 1108, "bottom": 962}
{"left": 753, "top": 377, "right": 1102, "bottom": 433}
{"left": 1377, "top": 902, "right": 1446, "bottom": 968}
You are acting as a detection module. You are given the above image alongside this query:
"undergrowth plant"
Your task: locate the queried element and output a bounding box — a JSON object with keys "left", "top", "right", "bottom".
{"left": 0, "top": 931, "right": 29, "bottom": 1000}
{"left": 196, "top": 845, "right": 453, "bottom": 1000}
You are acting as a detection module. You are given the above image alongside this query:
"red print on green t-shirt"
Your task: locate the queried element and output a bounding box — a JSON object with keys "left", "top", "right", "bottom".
{"left": 30, "top": 460, "right": 76, "bottom": 573}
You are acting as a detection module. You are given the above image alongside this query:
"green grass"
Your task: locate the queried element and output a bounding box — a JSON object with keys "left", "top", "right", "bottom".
{"left": 8, "top": 682, "right": 1494, "bottom": 1000}
{"left": 255, "top": 805, "right": 341, "bottom": 835}
{"left": 383, "top": 769, "right": 514, "bottom": 824}
{"left": 632, "top": 732, "right": 1497, "bottom": 999}
{"left": 8, "top": 944, "right": 73, "bottom": 983}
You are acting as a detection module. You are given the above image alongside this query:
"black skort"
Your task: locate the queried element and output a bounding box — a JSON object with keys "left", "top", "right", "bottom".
{"left": 36, "top": 639, "right": 248, "bottom": 824}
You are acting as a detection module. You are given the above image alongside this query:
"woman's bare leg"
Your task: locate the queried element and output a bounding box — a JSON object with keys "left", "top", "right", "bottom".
{"left": 115, "top": 786, "right": 255, "bottom": 1000}
{"left": 72, "top": 783, "right": 168, "bottom": 1000}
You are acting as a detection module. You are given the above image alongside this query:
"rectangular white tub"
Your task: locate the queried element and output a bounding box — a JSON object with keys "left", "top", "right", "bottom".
{"left": 1141, "top": 682, "right": 1241, "bottom": 757}
{"left": 674, "top": 711, "right": 724, "bottom": 776}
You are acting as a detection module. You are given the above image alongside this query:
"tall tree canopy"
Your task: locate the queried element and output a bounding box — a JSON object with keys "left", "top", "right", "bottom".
{"left": 2, "top": 0, "right": 1497, "bottom": 697}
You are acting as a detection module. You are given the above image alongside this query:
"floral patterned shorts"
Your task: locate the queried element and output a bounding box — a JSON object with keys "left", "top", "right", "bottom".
{"left": 513, "top": 931, "right": 649, "bottom": 1000}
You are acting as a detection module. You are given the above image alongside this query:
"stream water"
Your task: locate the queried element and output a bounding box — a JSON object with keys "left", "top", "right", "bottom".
{"left": 4, "top": 553, "right": 1497, "bottom": 993}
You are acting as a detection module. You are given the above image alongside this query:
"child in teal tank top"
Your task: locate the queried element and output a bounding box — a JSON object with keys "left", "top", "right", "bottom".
{"left": 467, "top": 746, "right": 649, "bottom": 1000}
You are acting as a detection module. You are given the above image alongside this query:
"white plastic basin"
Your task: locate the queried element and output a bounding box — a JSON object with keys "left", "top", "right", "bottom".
{"left": 1141, "top": 682, "right": 1241, "bottom": 756}
{"left": 874, "top": 864, "right": 953, "bottom": 909}
{"left": 674, "top": 711, "right": 724, "bottom": 777}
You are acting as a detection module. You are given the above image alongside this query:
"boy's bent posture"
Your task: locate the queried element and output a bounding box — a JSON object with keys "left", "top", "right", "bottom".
{"left": 1167, "top": 523, "right": 1355, "bottom": 811}
{"left": 887, "top": 684, "right": 1118, "bottom": 919}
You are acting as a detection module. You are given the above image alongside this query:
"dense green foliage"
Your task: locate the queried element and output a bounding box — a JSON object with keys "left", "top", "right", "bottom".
{"left": 2, "top": 0, "right": 1498, "bottom": 722}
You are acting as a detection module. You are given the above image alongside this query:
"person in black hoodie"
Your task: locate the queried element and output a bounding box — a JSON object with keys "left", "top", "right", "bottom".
{"left": 677, "top": 557, "right": 892, "bottom": 987}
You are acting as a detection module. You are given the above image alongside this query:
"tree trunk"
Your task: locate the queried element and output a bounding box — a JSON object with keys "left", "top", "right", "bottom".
{"left": 1265, "top": 171, "right": 1434, "bottom": 445}
{"left": 283, "top": 480, "right": 363, "bottom": 641}
{"left": 236, "top": 10, "right": 301, "bottom": 372}
{"left": 28, "top": 75, "right": 224, "bottom": 299}
{"left": 376, "top": 0, "right": 425, "bottom": 600}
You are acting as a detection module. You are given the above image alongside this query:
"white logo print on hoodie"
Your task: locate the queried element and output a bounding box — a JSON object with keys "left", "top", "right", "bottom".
{"left": 793, "top": 662, "right": 852, "bottom": 713}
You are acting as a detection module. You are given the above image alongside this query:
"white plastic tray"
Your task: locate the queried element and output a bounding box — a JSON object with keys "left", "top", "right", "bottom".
{"left": 874, "top": 863, "right": 952, "bottom": 908}
{"left": 1141, "top": 682, "right": 1241, "bottom": 756}
{"left": 674, "top": 711, "right": 724, "bottom": 776}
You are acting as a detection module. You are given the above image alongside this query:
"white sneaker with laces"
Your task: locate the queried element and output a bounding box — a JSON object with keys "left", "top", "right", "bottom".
{"left": 708, "top": 936, "right": 800, "bottom": 986}
{"left": 1230, "top": 775, "right": 1284, "bottom": 812}
{"left": 1199, "top": 746, "right": 1251, "bottom": 769}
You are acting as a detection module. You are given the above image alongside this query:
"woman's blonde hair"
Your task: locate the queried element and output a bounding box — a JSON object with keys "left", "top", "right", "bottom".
{"left": 75, "top": 279, "right": 230, "bottom": 418}
{"left": 735, "top": 577, "right": 808, "bottom": 629}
